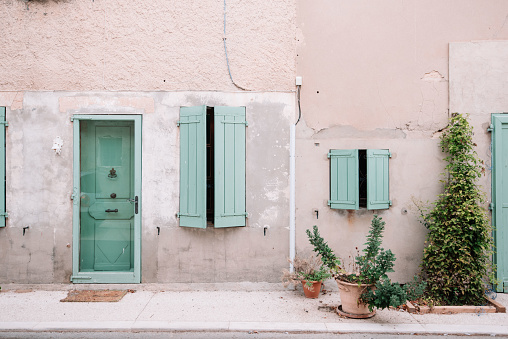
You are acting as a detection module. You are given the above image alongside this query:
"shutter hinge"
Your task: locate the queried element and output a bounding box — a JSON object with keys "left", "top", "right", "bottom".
{"left": 0, "top": 212, "right": 8, "bottom": 218}
{"left": 220, "top": 212, "right": 248, "bottom": 217}
{"left": 221, "top": 121, "right": 248, "bottom": 126}
{"left": 388, "top": 152, "right": 392, "bottom": 158}
{"left": 487, "top": 124, "right": 494, "bottom": 132}
{"left": 327, "top": 153, "right": 332, "bottom": 159}
{"left": 0, "top": 121, "right": 8, "bottom": 126}
{"left": 177, "top": 120, "right": 200, "bottom": 127}
{"left": 389, "top": 200, "right": 393, "bottom": 206}
{"left": 489, "top": 203, "right": 494, "bottom": 210}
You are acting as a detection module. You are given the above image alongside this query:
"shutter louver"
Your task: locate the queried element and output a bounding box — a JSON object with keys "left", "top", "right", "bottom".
{"left": 367, "top": 149, "right": 390, "bottom": 210}
{"left": 328, "top": 149, "right": 359, "bottom": 210}
{"left": 214, "top": 106, "right": 246, "bottom": 227}
{"left": 179, "top": 106, "right": 207, "bottom": 228}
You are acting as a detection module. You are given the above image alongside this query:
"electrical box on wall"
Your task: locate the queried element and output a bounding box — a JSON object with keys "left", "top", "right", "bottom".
{"left": 295, "top": 76, "right": 302, "bottom": 86}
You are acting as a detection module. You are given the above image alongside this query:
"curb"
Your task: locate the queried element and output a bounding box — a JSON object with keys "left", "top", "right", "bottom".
{"left": 1, "top": 322, "right": 508, "bottom": 335}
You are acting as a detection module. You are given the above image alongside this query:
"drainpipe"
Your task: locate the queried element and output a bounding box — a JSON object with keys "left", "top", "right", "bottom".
{"left": 289, "top": 79, "right": 302, "bottom": 273}
{"left": 289, "top": 124, "right": 296, "bottom": 273}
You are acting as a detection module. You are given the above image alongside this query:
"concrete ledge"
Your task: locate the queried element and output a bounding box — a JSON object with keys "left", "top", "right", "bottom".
{"left": 325, "top": 323, "right": 426, "bottom": 334}
{"left": 229, "top": 322, "right": 328, "bottom": 332}
{"left": 0, "top": 282, "right": 293, "bottom": 292}
{"left": 422, "top": 324, "right": 508, "bottom": 336}
{"left": 0, "top": 322, "right": 506, "bottom": 335}
{"left": 33, "top": 321, "right": 134, "bottom": 332}
{"left": 132, "top": 321, "right": 229, "bottom": 331}
{"left": 0, "top": 322, "right": 39, "bottom": 331}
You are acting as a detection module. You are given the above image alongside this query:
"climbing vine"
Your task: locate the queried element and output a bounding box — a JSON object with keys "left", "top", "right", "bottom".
{"left": 421, "top": 113, "right": 493, "bottom": 305}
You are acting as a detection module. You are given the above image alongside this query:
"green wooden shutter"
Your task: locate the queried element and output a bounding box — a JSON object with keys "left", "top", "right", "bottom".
{"left": 328, "top": 149, "right": 359, "bottom": 210}
{"left": 492, "top": 114, "right": 508, "bottom": 292}
{"left": 178, "top": 106, "right": 206, "bottom": 228}
{"left": 367, "top": 149, "right": 391, "bottom": 210}
{"left": 214, "top": 106, "right": 247, "bottom": 227}
{"left": 0, "top": 107, "right": 5, "bottom": 227}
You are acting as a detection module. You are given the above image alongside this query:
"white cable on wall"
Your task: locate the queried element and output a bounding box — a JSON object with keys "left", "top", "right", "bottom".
{"left": 223, "top": 0, "right": 249, "bottom": 91}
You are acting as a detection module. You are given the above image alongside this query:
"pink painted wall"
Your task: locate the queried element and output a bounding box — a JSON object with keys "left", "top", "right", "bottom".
{"left": 0, "top": 0, "right": 296, "bottom": 91}
{"left": 295, "top": 0, "right": 508, "bottom": 281}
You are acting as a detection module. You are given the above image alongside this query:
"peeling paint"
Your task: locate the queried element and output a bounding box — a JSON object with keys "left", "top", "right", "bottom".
{"left": 51, "top": 136, "right": 63, "bottom": 155}
{"left": 312, "top": 125, "right": 407, "bottom": 139}
{"left": 0, "top": 91, "right": 24, "bottom": 110}
{"left": 421, "top": 70, "right": 446, "bottom": 82}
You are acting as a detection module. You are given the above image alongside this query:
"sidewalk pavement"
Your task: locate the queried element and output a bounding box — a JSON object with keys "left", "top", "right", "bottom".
{"left": 0, "top": 282, "right": 507, "bottom": 336}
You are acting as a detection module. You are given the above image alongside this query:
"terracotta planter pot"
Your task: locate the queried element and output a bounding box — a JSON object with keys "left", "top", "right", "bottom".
{"left": 301, "top": 280, "right": 322, "bottom": 298}
{"left": 336, "top": 279, "right": 376, "bottom": 318}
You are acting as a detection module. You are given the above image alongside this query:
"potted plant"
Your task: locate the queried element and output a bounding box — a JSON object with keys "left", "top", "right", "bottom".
{"left": 307, "top": 215, "right": 425, "bottom": 317}
{"left": 281, "top": 254, "right": 331, "bottom": 298}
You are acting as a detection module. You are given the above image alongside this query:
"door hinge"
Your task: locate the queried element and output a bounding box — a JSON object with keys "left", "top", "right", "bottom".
{"left": 0, "top": 121, "right": 8, "bottom": 126}
{"left": 489, "top": 203, "right": 494, "bottom": 210}
{"left": 70, "top": 275, "right": 92, "bottom": 281}
{"left": 177, "top": 213, "right": 201, "bottom": 218}
{"left": 487, "top": 124, "right": 494, "bottom": 132}
{"left": 71, "top": 188, "right": 78, "bottom": 201}
{"left": 70, "top": 116, "right": 93, "bottom": 122}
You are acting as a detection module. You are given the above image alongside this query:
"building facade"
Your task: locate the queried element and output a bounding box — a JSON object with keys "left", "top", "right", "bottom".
{"left": 1, "top": 0, "right": 508, "bottom": 291}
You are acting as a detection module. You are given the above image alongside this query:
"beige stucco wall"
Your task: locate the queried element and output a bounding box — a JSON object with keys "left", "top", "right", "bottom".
{"left": 0, "top": 91, "right": 293, "bottom": 283}
{"left": 296, "top": 0, "right": 508, "bottom": 282}
{"left": 0, "top": 1, "right": 297, "bottom": 283}
{"left": 0, "top": 0, "right": 295, "bottom": 92}
{"left": 450, "top": 40, "right": 508, "bottom": 216}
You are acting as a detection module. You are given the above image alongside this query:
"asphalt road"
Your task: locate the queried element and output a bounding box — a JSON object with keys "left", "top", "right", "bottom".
{"left": 0, "top": 332, "right": 501, "bottom": 339}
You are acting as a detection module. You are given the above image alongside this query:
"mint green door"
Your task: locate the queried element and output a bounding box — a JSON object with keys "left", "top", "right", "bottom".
{"left": 492, "top": 114, "right": 508, "bottom": 292}
{"left": 72, "top": 116, "right": 141, "bottom": 283}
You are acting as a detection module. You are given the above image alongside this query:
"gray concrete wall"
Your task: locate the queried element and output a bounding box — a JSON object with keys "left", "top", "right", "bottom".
{"left": 295, "top": 0, "right": 508, "bottom": 282}
{"left": 0, "top": 91, "right": 293, "bottom": 283}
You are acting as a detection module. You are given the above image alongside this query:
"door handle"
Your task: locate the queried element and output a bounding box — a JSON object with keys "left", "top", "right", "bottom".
{"left": 105, "top": 209, "right": 118, "bottom": 213}
{"left": 128, "top": 196, "right": 139, "bottom": 214}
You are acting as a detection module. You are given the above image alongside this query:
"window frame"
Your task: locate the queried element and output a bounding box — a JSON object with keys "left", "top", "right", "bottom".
{"left": 178, "top": 106, "right": 247, "bottom": 228}
{"left": 328, "top": 148, "right": 391, "bottom": 211}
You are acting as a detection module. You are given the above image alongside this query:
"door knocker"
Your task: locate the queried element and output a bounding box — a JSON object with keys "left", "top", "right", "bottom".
{"left": 108, "top": 168, "right": 117, "bottom": 178}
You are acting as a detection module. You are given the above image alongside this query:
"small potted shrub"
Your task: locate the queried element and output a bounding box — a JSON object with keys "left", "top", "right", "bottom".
{"left": 281, "top": 254, "right": 331, "bottom": 298}
{"left": 307, "top": 215, "right": 425, "bottom": 317}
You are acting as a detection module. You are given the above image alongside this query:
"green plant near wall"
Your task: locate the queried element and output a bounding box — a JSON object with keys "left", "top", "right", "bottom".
{"left": 307, "top": 216, "right": 426, "bottom": 312}
{"left": 421, "top": 113, "right": 494, "bottom": 305}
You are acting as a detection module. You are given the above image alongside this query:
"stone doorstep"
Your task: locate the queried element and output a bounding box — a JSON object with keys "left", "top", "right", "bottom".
{"left": 406, "top": 297, "right": 506, "bottom": 314}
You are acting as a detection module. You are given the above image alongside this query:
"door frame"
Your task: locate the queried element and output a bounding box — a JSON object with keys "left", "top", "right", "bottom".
{"left": 71, "top": 114, "right": 142, "bottom": 284}
{"left": 492, "top": 113, "right": 508, "bottom": 292}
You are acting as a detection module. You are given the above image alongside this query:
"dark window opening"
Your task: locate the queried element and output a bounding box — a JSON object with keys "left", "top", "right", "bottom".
{"left": 359, "top": 149, "right": 367, "bottom": 208}
{"left": 206, "top": 107, "right": 215, "bottom": 225}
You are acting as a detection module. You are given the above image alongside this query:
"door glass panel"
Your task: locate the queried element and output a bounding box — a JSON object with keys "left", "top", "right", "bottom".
{"left": 79, "top": 120, "right": 135, "bottom": 273}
